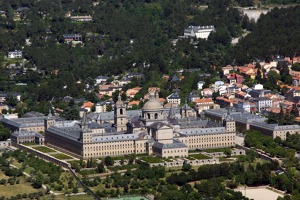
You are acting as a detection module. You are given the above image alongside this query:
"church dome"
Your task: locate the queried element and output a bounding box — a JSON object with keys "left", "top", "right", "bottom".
{"left": 142, "top": 89, "right": 162, "bottom": 111}
{"left": 143, "top": 100, "right": 162, "bottom": 110}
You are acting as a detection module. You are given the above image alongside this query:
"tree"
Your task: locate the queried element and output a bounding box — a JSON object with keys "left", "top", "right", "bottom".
{"left": 31, "top": 178, "right": 42, "bottom": 188}
{"left": 106, "top": 104, "right": 112, "bottom": 112}
{"left": 291, "top": 63, "right": 300, "bottom": 71}
{"left": 224, "top": 149, "right": 231, "bottom": 158}
{"left": 212, "top": 91, "right": 220, "bottom": 100}
{"left": 97, "top": 163, "right": 106, "bottom": 173}
{"left": 61, "top": 106, "right": 80, "bottom": 120}
{"left": 68, "top": 99, "right": 75, "bottom": 107}
{"left": 72, "top": 187, "right": 78, "bottom": 193}
{"left": 255, "top": 69, "right": 262, "bottom": 82}
{"left": 104, "top": 156, "right": 114, "bottom": 166}
{"left": 0, "top": 123, "right": 10, "bottom": 141}
{"left": 0, "top": 179, "right": 6, "bottom": 185}
{"left": 182, "top": 161, "right": 192, "bottom": 172}
{"left": 4, "top": 95, "right": 18, "bottom": 107}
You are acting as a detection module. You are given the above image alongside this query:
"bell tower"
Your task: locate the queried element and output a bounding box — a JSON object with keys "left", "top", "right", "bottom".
{"left": 114, "top": 93, "right": 127, "bottom": 132}
{"left": 44, "top": 109, "right": 55, "bottom": 131}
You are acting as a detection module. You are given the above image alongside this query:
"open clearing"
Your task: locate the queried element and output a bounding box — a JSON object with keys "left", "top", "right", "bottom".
{"left": 235, "top": 186, "right": 284, "bottom": 200}
{"left": 0, "top": 182, "right": 40, "bottom": 197}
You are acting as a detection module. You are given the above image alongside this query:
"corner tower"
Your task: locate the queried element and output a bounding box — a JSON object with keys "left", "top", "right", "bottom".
{"left": 114, "top": 93, "right": 127, "bottom": 132}
{"left": 44, "top": 109, "right": 55, "bottom": 131}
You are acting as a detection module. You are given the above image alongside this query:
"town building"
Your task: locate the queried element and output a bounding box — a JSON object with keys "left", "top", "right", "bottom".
{"left": 82, "top": 101, "right": 94, "bottom": 112}
{"left": 126, "top": 87, "right": 141, "bottom": 98}
{"left": 98, "top": 83, "right": 122, "bottom": 96}
{"left": 70, "top": 15, "right": 92, "bottom": 22}
{"left": 194, "top": 98, "right": 219, "bottom": 114}
{"left": 95, "top": 76, "right": 110, "bottom": 85}
{"left": 197, "top": 81, "right": 205, "bottom": 90}
{"left": 8, "top": 50, "right": 22, "bottom": 59}
{"left": 167, "top": 92, "right": 181, "bottom": 105}
{"left": 16, "top": 7, "right": 29, "bottom": 14}
{"left": 95, "top": 101, "right": 113, "bottom": 113}
{"left": 184, "top": 25, "right": 215, "bottom": 39}
{"left": 226, "top": 73, "right": 244, "bottom": 84}
{"left": 0, "top": 103, "right": 9, "bottom": 114}
{"left": 63, "top": 34, "right": 82, "bottom": 43}
{"left": 250, "top": 97, "right": 273, "bottom": 112}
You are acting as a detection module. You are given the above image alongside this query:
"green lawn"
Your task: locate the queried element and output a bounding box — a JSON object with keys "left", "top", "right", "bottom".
{"left": 0, "top": 177, "right": 43, "bottom": 197}
{"left": 11, "top": 160, "right": 22, "bottom": 168}
{"left": 111, "top": 156, "right": 126, "bottom": 160}
{"left": 0, "top": 172, "right": 9, "bottom": 179}
{"left": 243, "top": 158, "right": 269, "bottom": 170}
{"left": 188, "top": 149, "right": 200, "bottom": 153}
{"left": 163, "top": 158, "right": 173, "bottom": 162}
{"left": 219, "top": 157, "right": 234, "bottom": 162}
{"left": 65, "top": 194, "right": 94, "bottom": 200}
{"left": 78, "top": 169, "right": 98, "bottom": 176}
{"left": 108, "top": 164, "right": 139, "bottom": 171}
{"left": 204, "top": 148, "right": 231, "bottom": 153}
{"left": 108, "top": 196, "right": 147, "bottom": 200}
{"left": 140, "top": 156, "right": 164, "bottom": 163}
{"left": 22, "top": 142, "right": 38, "bottom": 146}
{"left": 2, "top": 58, "right": 23, "bottom": 66}
{"left": 32, "top": 146, "right": 56, "bottom": 153}
{"left": 42, "top": 194, "right": 94, "bottom": 200}
{"left": 90, "top": 182, "right": 107, "bottom": 192}
{"left": 190, "top": 153, "right": 211, "bottom": 160}
{"left": 51, "top": 153, "right": 72, "bottom": 160}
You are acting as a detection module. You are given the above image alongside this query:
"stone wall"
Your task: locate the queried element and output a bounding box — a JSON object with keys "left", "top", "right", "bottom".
{"left": 0, "top": 140, "right": 11, "bottom": 149}
{"left": 13, "top": 143, "right": 71, "bottom": 168}
{"left": 149, "top": 158, "right": 219, "bottom": 167}
{"left": 202, "top": 149, "right": 246, "bottom": 157}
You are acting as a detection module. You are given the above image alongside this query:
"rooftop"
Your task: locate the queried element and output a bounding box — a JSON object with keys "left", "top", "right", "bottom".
{"left": 152, "top": 139, "right": 188, "bottom": 149}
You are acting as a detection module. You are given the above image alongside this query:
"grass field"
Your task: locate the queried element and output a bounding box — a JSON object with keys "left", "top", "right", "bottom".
{"left": 23, "top": 142, "right": 38, "bottom": 146}
{"left": 41, "top": 194, "right": 94, "bottom": 200}
{"left": 204, "top": 148, "right": 231, "bottom": 153}
{"left": 190, "top": 153, "right": 211, "bottom": 160}
{"left": 108, "top": 197, "right": 147, "bottom": 200}
{"left": 219, "top": 157, "right": 234, "bottom": 162}
{"left": 51, "top": 153, "right": 72, "bottom": 160}
{"left": 33, "top": 146, "right": 56, "bottom": 153}
{"left": 0, "top": 172, "right": 9, "bottom": 179}
{"left": 65, "top": 194, "right": 94, "bottom": 200}
{"left": 0, "top": 178, "right": 42, "bottom": 197}
{"left": 243, "top": 158, "right": 269, "bottom": 170}
{"left": 11, "top": 160, "right": 22, "bottom": 168}
{"left": 90, "top": 182, "right": 107, "bottom": 192}
{"left": 140, "top": 156, "right": 164, "bottom": 163}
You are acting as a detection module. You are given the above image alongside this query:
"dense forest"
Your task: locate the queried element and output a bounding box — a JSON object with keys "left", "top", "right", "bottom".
{"left": 234, "top": 5, "right": 300, "bottom": 64}
{"left": 0, "top": 0, "right": 299, "bottom": 115}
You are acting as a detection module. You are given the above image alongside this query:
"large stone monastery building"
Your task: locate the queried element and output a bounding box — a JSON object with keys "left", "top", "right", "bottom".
{"left": 44, "top": 90, "right": 235, "bottom": 159}
{"left": 2, "top": 90, "right": 236, "bottom": 159}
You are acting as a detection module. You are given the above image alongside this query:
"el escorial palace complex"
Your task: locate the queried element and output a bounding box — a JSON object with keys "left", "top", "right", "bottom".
{"left": 2, "top": 89, "right": 300, "bottom": 159}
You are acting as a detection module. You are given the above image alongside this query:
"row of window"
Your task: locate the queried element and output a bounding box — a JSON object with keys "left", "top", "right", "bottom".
{"left": 84, "top": 149, "right": 146, "bottom": 157}
{"left": 189, "top": 142, "right": 233, "bottom": 149}
{"left": 163, "top": 149, "right": 187, "bottom": 154}
{"left": 84, "top": 143, "right": 146, "bottom": 150}
{"left": 189, "top": 138, "right": 233, "bottom": 143}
